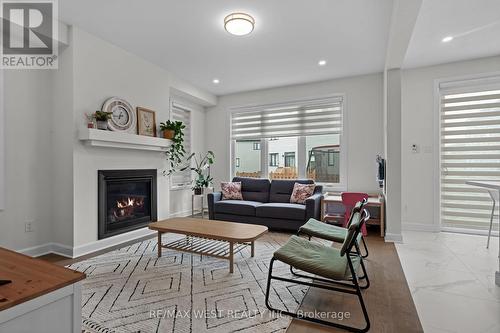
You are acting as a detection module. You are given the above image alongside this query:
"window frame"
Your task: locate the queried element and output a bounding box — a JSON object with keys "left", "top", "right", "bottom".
{"left": 253, "top": 142, "right": 261, "bottom": 150}
{"left": 169, "top": 99, "right": 193, "bottom": 190}
{"left": 229, "top": 94, "right": 348, "bottom": 191}
{"left": 284, "top": 151, "right": 295, "bottom": 167}
{"left": 269, "top": 153, "right": 278, "bottom": 166}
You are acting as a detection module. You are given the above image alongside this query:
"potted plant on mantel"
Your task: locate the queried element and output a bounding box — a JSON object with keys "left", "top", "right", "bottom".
{"left": 93, "top": 111, "right": 112, "bottom": 130}
{"left": 162, "top": 120, "right": 186, "bottom": 176}
{"left": 159, "top": 120, "right": 183, "bottom": 139}
{"left": 184, "top": 151, "right": 215, "bottom": 195}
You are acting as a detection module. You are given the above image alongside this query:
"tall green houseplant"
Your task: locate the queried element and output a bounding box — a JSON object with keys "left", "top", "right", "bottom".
{"left": 184, "top": 151, "right": 215, "bottom": 194}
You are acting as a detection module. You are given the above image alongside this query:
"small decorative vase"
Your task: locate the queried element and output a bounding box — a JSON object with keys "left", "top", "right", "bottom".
{"left": 194, "top": 187, "right": 202, "bottom": 195}
{"left": 96, "top": 120, "right": 108, "bottom": 130}
{"left": 163, "top": 130, "right": 175, "bottom": 139}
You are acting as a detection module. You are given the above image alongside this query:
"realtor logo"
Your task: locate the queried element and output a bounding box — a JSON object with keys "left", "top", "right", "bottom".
{"left": 1, "top": 0, "right": 58, "bottom": 68}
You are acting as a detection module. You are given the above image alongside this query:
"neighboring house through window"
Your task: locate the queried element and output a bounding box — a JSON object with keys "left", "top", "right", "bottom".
{"left": 231, "top": 95, "right": 346, "bottom": 190}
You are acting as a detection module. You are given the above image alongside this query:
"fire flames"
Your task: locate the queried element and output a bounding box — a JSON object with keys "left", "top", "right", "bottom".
{"left": 113, "top": 196, "right": 144, "bottom": 219}
{"left": 116, "top": 197, "right": 144, "bottom": 209}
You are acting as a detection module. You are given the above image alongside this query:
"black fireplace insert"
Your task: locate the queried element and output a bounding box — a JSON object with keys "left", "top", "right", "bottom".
{"left": 98, "top": 169, "right": 157, "bottom": 239}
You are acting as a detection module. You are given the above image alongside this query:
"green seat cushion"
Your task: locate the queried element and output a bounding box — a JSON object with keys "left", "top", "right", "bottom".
{"left": 300, "top": 218, "right": 361, "bottom": 243}
{"left": 273, "top": 235, "right": 360, "bottom": 281}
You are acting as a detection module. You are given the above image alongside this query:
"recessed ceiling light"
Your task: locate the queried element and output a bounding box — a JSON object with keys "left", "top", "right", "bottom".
{"left": 442, "top": 36, "right": 453, "bottom": 43}
{"left": 224, "top": 13, "right": 255, "bottom": 36}
{"left": 318, "top": 60, "right": 327, "bottom": 66}
{"left": 212, "top": 78, "right": 220, "bottom": 84}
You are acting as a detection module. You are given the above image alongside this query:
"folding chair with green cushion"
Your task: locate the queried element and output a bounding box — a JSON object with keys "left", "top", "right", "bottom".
{"left": 299, "top": 199, "right": 370, "bottom": 258}
{"left": 265, "top": 209, "right": 371, "bottom": 332}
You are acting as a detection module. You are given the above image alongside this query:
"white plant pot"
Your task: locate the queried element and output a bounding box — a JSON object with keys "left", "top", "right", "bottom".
{"left": 96, "top": 120, "right": 108, "bottom": 130}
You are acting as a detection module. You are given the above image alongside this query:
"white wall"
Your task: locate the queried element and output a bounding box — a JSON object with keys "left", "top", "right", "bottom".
{"left": 0, "top": 70, "right": 4, "bottom": 210}
{"left": 401, "top": 55, "right": 500, "bottom": 231}
{"left": 0, "top": 70, "right": 54, "bottom": 251}
{"left": 206, "top": 73, "right": 384, "bottom": 193}
{"left": 0, "top": 26, "right": 215, "bottom": 255}
{"left": 52, "top": 39, "right": 75, "bottom": 248}
{"left": 71, "top": 27, "right": 211, "bottom": 248}
{"left": 385, "top": 69, "right": 403, "bottom": 241}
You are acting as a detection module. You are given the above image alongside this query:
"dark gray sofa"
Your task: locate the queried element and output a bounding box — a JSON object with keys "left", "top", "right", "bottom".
{"left": 207, "top": 177, "right": 323, "bottom": 231}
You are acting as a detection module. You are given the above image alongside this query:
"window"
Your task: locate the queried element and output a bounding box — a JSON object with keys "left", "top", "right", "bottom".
{"left": 170, "top": 102, "right": 191, "bottom": 188}
{"left": 439, "top": 80, "right": 500, "bottom": 232}
{"left": 234, "top": 140, "right": 262, "bottom": 178}
{"left": 231, "top": 96, "right": 345, "bottom": 188}
{"left": 306, "top": 134, "right": 340, "bottom": 183}
{"left": 269, "top": 153, "right": 278, "bottom": 166}
{"left": 284, "top": 152, "right": 295, "bottom": 167}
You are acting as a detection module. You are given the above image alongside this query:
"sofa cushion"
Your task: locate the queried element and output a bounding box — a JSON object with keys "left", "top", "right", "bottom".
{"left": 269, "top": 179, "right": 315, "bottom": 203}
{"left": 290, "top": 183, "right": 316, "bottom": 204}
{"left": 214, "top": 200, "right": 262, "bottom": 216}
{"left": 232, "top": 177, "right": 271, "bottom": 202}
{"left": 256, "top": 203, "right": 306, "bottom": 221}
{"left": 221, "top": 181, "right": 243, "bottom": 200}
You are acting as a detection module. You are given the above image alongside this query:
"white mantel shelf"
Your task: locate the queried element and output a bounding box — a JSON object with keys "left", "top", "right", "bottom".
{"left": 79, "top": 128, "right": 172, "bottom": 152}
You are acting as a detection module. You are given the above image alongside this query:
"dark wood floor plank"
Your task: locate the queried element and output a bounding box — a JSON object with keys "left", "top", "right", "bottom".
{"left": 287, "top": 233, "right": 423, "bottom": 333}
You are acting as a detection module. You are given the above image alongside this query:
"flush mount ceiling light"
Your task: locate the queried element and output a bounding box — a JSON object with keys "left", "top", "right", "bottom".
{"left": 442, "top": 36, "right": 454, "bottom": 43}
{"left": 212, "top": 78, "right": 220, "bottom": 84}
{"left": 318, "top": 60, "right": 327, "bottom": 66}
{"left": 224, "top": 12, "right": 255, "bottom": 36}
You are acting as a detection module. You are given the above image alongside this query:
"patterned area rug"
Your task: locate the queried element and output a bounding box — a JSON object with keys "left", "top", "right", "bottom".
{"left": 68, "top": 232, "right": 309, "bottom": 333}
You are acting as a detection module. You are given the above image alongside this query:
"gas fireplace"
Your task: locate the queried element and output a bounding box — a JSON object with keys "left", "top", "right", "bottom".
{"left": 98, "top": 169, "right": 157, "bottom": 239}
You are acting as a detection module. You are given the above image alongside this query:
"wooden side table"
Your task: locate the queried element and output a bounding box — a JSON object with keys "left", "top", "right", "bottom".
{"left": 321, "top": 193, "right": 386, "bottom": 237}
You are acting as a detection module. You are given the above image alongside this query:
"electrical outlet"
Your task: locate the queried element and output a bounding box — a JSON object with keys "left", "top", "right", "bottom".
{"left": 25, "top": 221, "right": 34, "bottom": 233}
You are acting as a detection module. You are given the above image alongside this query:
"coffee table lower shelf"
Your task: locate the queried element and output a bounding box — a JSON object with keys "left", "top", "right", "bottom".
{"left": 158, "top": 235, "right": 254, "bottom": 273}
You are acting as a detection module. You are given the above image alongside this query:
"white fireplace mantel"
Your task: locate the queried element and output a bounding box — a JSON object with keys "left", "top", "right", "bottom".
{"left": 79, "top": 128, "right": 172, "bottom": 152}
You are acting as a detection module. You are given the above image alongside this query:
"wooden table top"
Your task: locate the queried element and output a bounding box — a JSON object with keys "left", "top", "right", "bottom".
{"left": 149, "top": 217, "right": 268, "bottom": 242}
{"left": 0, "top": 247, "right": 86, "bottom": 311}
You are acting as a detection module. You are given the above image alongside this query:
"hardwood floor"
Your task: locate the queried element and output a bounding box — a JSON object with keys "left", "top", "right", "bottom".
{"left": 38, "top": 228, "right": 422, "bottom": 333}
{"left": 287, "top": 232, "right": 423, "bottom": 333}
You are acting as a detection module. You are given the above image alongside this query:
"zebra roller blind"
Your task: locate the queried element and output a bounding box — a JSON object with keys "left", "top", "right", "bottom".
{"left": 440, "top": 84, "right": 500, "bottom": 230}
{"left": 231, "top": 97, "right": 343, "bottom": 139}
{"left": 170, "top": 102, "right": 191, "bottom": 188}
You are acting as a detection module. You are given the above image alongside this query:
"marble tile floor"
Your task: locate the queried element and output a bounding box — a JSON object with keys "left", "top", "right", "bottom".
{"left": 396, "top": 231, "right": 500, "bottom": 333}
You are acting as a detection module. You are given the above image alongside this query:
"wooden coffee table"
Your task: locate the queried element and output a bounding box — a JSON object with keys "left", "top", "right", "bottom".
{"left": 148, "top": 218, "right": 268, "bottom": 273}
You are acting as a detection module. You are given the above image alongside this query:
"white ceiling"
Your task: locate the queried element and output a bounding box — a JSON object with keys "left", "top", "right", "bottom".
{"left": 59, "top": 0, "right": 500, "bottom": 96}
{"left": 59, "top": 0, "right": 393, "bottom": 96}
{"left": 404, "top": 0, "right": 500, "bottom": 68}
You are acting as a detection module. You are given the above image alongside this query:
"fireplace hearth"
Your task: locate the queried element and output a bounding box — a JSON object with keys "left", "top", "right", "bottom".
{"left": 98, "top": 169, "right": 157, "bottom": 239}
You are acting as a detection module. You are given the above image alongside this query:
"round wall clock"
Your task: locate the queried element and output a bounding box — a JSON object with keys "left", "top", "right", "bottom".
{"left": 101, "top": 97, "right": 136, "bottom": 132}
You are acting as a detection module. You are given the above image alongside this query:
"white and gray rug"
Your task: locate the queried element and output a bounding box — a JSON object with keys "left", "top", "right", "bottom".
{"left": 68, "top": 232, "right": 309, "bottom": 333}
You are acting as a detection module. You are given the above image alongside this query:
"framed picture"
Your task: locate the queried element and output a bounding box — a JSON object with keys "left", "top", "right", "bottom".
{"left": 136, "top": 107, "right": 157, "bottom": 137}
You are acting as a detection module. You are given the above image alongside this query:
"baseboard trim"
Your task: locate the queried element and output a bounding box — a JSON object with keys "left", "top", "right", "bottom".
{"left": 18, "top": 242, "right": 73, "bottom": 258}
{"left": 169, "top": 210, "right": 207, "bottom": 218}
{"left": 402, "top": 222, "right": 440, "bottom": 232}
{"left": 72, "top": 227, "right": 156, "bottom": 258}
{"left": 169, "top": 210, "right": 195, "bottom": 218}
{"left": 385, "top": 233, "right": 403, "bottom": 243}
